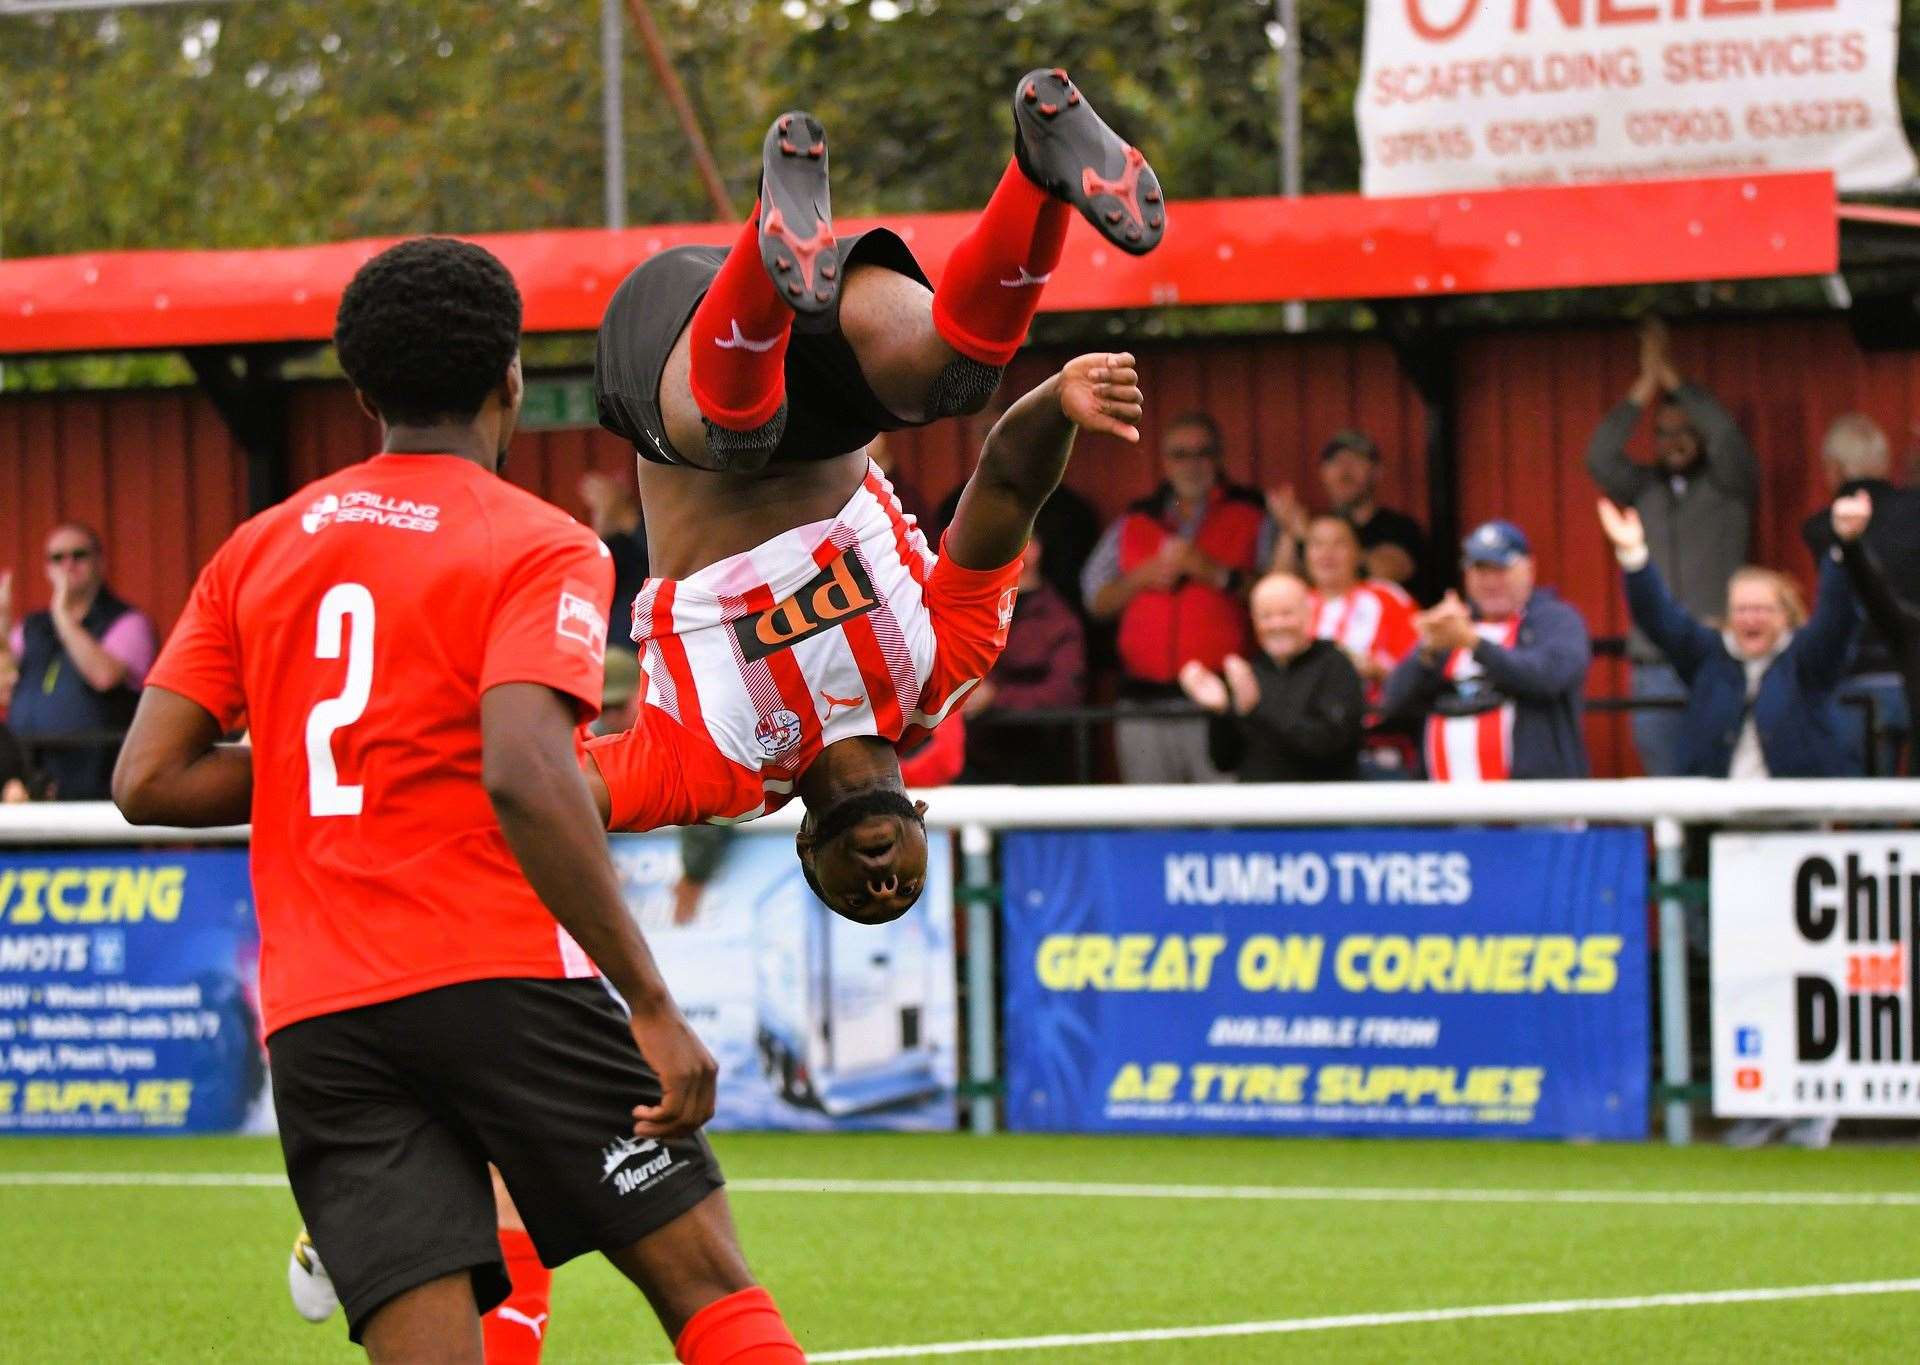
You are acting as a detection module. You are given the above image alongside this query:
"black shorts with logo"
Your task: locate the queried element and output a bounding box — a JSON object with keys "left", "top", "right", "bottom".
{"left": 593, "top": 227, "right": 931, "bottom": 467}
{"left": 269, "top": 978, "right": 725, "bottom": 1343}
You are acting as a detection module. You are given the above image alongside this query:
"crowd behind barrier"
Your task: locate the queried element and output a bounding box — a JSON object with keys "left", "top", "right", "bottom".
{"left": 4, "top": 318, "right": 1920, "bottom": 796}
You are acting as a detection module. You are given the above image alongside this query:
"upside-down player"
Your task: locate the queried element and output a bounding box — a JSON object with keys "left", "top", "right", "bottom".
{"left": 580, "top": 69, "right": 1161, "bottom": 924}
{"left": 113, "top": 238, "right": 805, "bottom": 1364}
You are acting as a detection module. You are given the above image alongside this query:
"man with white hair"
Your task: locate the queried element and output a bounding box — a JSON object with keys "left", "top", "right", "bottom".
{"left": 1803, "top": 412, "right": 1920, "bottom": 772}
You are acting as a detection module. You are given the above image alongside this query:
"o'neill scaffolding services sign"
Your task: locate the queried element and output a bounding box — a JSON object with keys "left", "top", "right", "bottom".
{"left": 1358, "top": 0, "right": 1917, "bottom": 195}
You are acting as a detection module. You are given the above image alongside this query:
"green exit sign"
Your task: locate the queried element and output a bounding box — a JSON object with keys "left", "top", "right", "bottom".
{"left": 520, "top": 377, "right": 598, "bottom": 431}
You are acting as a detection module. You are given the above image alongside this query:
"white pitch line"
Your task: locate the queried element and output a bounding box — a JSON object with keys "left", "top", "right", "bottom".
{"left": 7, "top": 1172, "right": 1920, "bottom": 1209}
{"left": 727, "top": 1176, "right": 1920, "bottom": 1209}
{"left": 786, "top": 1279, "right": 1920, "bottom": 1362}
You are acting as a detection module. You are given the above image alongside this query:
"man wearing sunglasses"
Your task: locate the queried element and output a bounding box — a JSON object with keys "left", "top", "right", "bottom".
{"left": 0, "top": 523, "right": 157, "bottom": 799}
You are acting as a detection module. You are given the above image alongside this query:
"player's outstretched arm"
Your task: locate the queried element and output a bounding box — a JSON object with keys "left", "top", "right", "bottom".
{"left": 112, "top": 687, "right": 253, "bottom": 827}
{"left": 944, "top": 351, "right": 1142, "bottom": 571}
{"left": 482, "top": 683, "right": 718, "bottom": 1138}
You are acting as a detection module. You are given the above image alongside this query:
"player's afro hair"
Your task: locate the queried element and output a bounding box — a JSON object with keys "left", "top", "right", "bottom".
{"left": 334, "top": 237, "right": 523, "bottom": 427}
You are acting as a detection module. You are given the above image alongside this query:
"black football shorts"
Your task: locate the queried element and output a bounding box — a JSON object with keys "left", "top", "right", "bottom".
{"left": 593, "top": 227, "right": 931, "bottom": 467}
{"left": 268, "top": 978, "right": 725, "bottom": 1342}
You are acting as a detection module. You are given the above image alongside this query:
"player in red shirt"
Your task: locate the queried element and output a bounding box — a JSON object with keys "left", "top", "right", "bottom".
{"left": 113, "top": 239, "right": 801, "bottom": 1365}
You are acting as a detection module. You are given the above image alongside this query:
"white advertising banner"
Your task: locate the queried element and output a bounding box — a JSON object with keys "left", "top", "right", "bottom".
{"left": 1358, "top": 0, "right": 1917, "bottom": 196}
{"left": 609, "top": 831, "right": 958, "bottom": 1130}
{"left": 1711, "top": 833, "right": 1920, "bottom": 1118}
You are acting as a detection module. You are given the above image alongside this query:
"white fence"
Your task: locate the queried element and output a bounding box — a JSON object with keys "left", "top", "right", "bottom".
{"left": 5, "top": 778, "right": 1919, "bottom": 1141}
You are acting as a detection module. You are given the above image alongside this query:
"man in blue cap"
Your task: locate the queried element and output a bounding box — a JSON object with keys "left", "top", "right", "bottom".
{"left": 1380, "top": 520, "right": 1591, "bottom": 781}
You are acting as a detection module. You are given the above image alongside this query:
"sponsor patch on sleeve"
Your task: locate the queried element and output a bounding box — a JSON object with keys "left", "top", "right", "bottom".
{"left": 557, "top": 581, "right": 609, "bottom": 663}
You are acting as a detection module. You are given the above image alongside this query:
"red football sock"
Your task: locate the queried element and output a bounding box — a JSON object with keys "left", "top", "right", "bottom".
{"left": 688, "top": 201, "right": 794, "bottom": 431}
{"left": 931, "top": 159, "right": 1072, "bottom": 367}
{"left": 482, "top": 1227, "right": 553, "bottom": 1365}
{"left": 675, "top": 1286, "right": 804, "bottom": 1364}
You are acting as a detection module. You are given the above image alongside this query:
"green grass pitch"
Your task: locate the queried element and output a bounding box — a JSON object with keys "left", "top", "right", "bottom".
{"left": 4, "top": 1132, "right": 1920, "bottom": 1362}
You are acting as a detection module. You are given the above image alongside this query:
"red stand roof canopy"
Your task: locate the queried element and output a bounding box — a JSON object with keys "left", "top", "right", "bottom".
{"left": 0, "top": 173, "right": 1837, "bottom": 356}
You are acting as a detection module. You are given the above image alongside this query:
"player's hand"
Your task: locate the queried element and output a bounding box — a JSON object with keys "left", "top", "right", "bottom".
{"left": 0, "top": 568, "right": 12, "bottom": 635}
{"left": 629, "top": 1002, "right": 718, "bottom": 1139}
{"left": 961, "top": 679, "right": 997, "bottom": 717}
{"left": 1832, "top": 490, "right": 1873, "bottom": 544}
{"left": 1058, "top": 352, "right": 1142, "bottom": 443}
{"left": 1596, "top": 499, "right": 1646, "bottom": 556}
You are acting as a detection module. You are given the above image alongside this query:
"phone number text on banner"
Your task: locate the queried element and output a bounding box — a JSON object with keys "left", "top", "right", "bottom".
{"left": 0, "top": 851, "right": 266, "bottom": 1134}
{"left": 1358, "top": 0, "right": 1916, "bottom": 195}
{"left": 1003, "top": 829, "right": 1647, "bottom": 1139}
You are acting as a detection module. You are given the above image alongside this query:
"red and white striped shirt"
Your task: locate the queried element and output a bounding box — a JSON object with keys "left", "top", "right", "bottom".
{"left": 1310, "top": 581, "right": 1418, "bottom": 680}
{"left": 586, "top": 462, "right": 1021, "bottom": 829}
{"left": 1423, "top": 618, "right": 1521, "bottom": 784}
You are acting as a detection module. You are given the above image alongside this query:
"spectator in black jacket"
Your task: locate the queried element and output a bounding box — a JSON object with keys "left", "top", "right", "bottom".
{"left": 1802, "top": 414, "right": 1920, "bottom": 771}
{"left": 578, "top": 471, "right": 648, "bottom": 650}
{"left": 1834, "top": 491, "right": 1920, "bottom": 774}
{"left": 1178, "top": 573, "right": 1364, "bottom": 782}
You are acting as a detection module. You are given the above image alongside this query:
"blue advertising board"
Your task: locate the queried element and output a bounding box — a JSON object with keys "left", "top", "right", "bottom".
{"left": 1003, "top": 828, "right": 1647, "bottom": 1139}
{"left": 0, "top": 851, "right": 267, "bottom": 1134}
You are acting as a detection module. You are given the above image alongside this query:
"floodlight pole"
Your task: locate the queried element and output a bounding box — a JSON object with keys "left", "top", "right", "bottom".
{"left": 601, "top": 0, "right": 627, "bottom": 229}
{"left": 1274, "top": 0, "right": 1306, "bottom": 333}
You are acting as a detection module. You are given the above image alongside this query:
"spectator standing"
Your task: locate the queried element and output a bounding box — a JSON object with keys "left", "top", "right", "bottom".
{"left": 579, "top": 471, "right": 648, "bottom": 650}
{"left": 1382, "top": 520, "right": 1592, "bottom": 781}
{"left": 1270, "top": 429, "right": 1428, "bottom": 598}
{"left": 1178, "top": 573, "right": 1364, "bottom": 782}
{"left": 1801, "top": 414, "right": 1920, "bottom": 771}
{"left": 1082, "top": 412, "right": 1274, "bottom": 783}
{"left": 961, "top": 537, "right": 1087, "bottom": 784}
{"left": 1835, "top": 492, "right": 1920, "bottom": 773}
{"left": 1599, "top": 499, "right": 1862, "bottom": 780}
{"left": 1586, "top": 317, "right": 1756, "bottom": 776}
{"left": 0, "top": 527, "right": 158, "bottom": 799}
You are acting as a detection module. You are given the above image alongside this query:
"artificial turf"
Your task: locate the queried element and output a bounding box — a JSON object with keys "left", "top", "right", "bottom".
{"left": 3, "top": 1132, "right": 1918, "bottom": 1362}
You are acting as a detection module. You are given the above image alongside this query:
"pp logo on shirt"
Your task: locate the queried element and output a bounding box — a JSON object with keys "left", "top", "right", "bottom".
{"left": 556, "top": 584, "right": 609, "bottom": 663}
{"left": 733, "top": 551, "right": 879, "bottom": 664}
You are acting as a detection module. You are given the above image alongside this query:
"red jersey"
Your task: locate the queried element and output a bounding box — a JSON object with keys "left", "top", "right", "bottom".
{"left": 147, "top": 453, "right": 614, "bottom": 1035}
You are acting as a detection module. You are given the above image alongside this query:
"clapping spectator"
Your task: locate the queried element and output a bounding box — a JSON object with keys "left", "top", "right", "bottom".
{"left": 1586, "top": 317, "right": 1756, "bottom": 775}
{"left": 1802, "top": 415, "right": 1920, "bottom": 771}
{"left": 0, "top": 525, "right": 158, "bottom": 800}
{"left": 1178, "top": 573, "right": 1364, "bottom": 782}
{"left": 1599, "top": 498, "right": 1862, "bottom": 779}
{"left": 578, "top": 471, "right": 648, "bottom": 650}
{"left": 1083, "top": 411, "right": 1274, "bottom": 783}
{"left": 1834, "top": 492, "right": 1920, "bottom": 773}
{"left": 961, "top": 537, "right": 1087, "bottom": 784}
{"left": 1271, "top": 430, "right": 1428, "bottom": 598}
{"left": 1382, "top": 520, "right": 1592, "bottom": 781}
